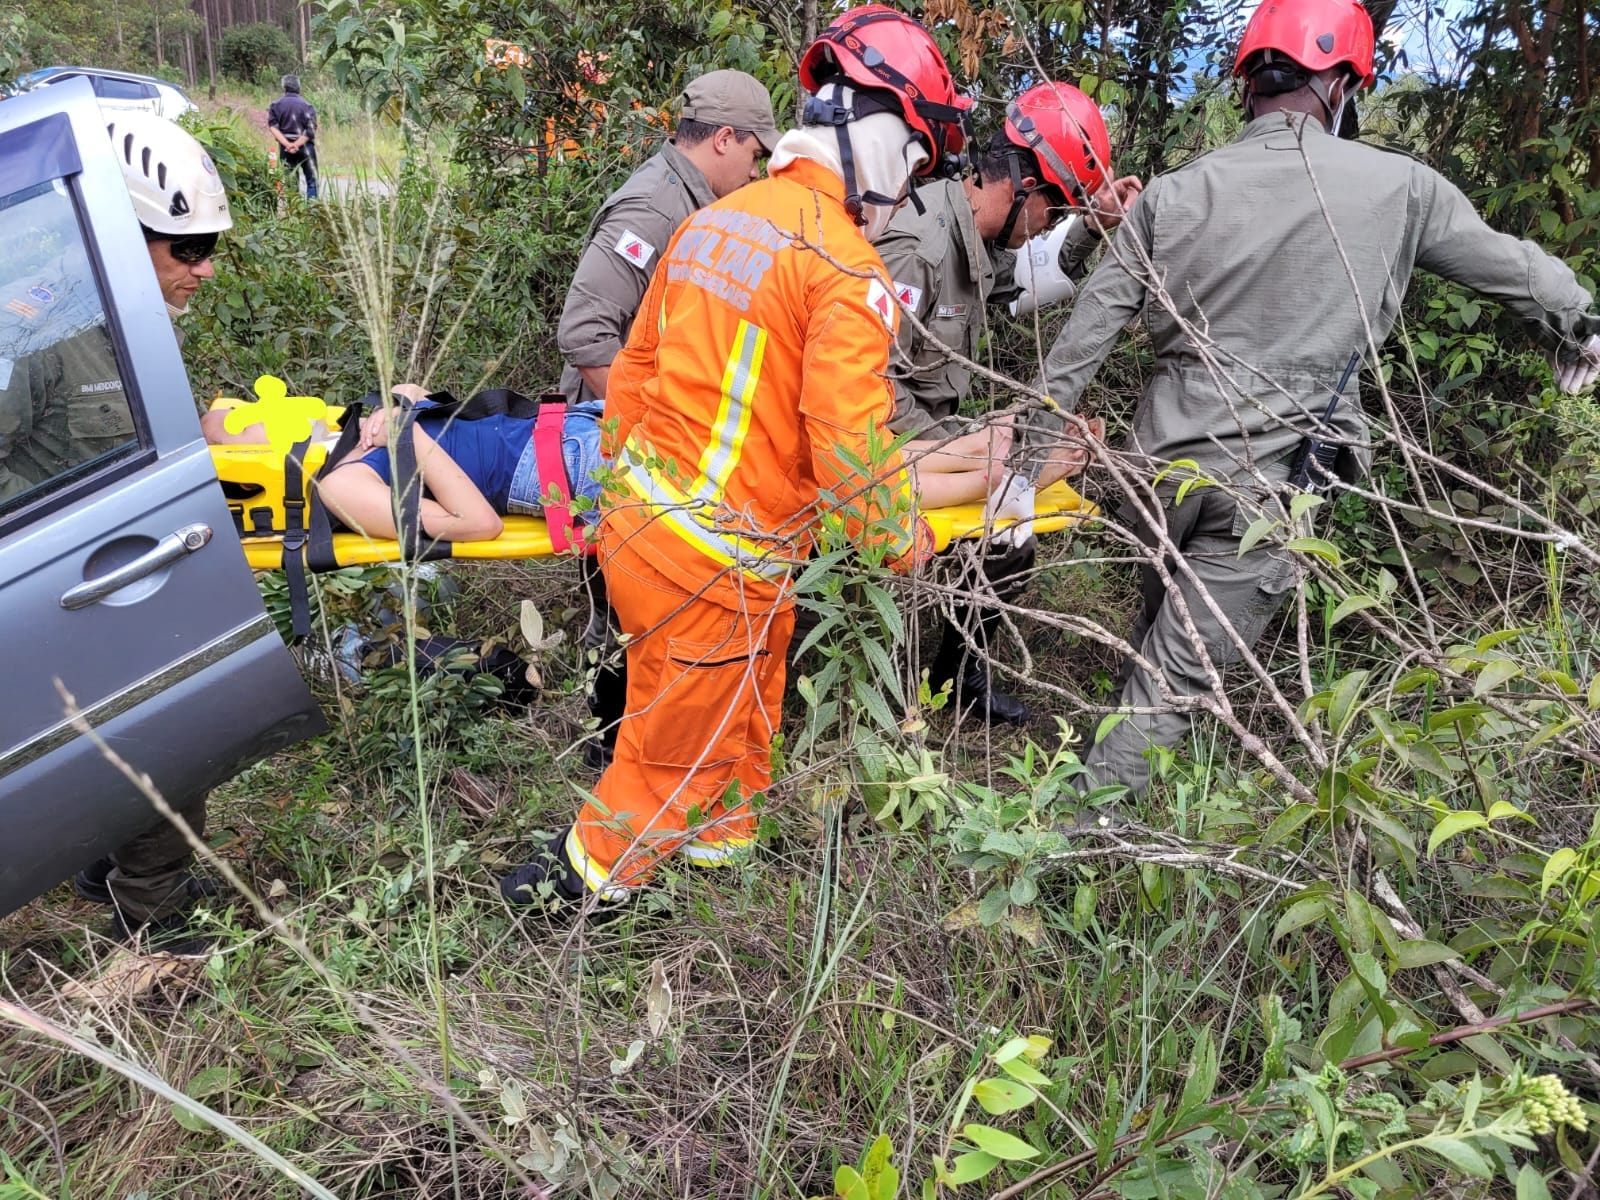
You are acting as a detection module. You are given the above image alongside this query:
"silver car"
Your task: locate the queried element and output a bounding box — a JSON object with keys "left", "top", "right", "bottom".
{"left": 7, "top": 67, "right": 199, "bottom": 121}
{"left": 0, "top": 80, "right": 325, "bottom": 917}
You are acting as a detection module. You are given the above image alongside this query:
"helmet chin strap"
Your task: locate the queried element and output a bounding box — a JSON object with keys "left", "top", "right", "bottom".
{"left": 991, "top": 152, "right": 1031, "bottom": 250}
{"left": 803, "top": 92, "right": 906, "bottom": 228}
{"left": 1306, "top": 74, "right": 1347, "bottom": 130}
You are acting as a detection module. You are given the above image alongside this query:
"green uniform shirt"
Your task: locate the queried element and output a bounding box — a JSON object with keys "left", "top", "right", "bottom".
{"left": 877, "top": 177, "right": 1099, "bottom": 437}
{"left": 1042, "top": 111, "right": 1600, "bottom": 484}
{"left": 0, "top": 320, "right": 134, "bottom": 501}
{"left": 557, "top": 141, "right": 717, "bottom": 406}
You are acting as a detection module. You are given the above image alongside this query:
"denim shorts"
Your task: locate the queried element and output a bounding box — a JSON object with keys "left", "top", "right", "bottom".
{"left": 505, "top": 401, "right": 606, "bottom": 519}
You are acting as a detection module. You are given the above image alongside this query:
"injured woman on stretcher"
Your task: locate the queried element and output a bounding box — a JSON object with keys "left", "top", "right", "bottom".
{"left": 204, "top": 383, "right": 606, "bottom": 542}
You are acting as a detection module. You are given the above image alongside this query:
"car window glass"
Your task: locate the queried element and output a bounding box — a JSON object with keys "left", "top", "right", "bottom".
{"left": 92, "top": 77, "right": 148, "bottom": 101}
{"left": 0, "top": 178, "right": 140, "bottom": 518}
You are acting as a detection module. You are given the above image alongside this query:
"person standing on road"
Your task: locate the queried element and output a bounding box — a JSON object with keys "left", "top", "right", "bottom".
{"left": 0, "top": 113, "right": 234, "bottom": 951}
{"left": 268, "top": 74, "right": 318, "bottom": 199}
{"left": 876, "top": 81, "right": 1140, "bottom": 724}
{"left": 554, "top": 69, "right": 781, "bottom": 772}
{"left": 500, "top": 5, "right": 966, "bottom": 910}
{"left": 1040, "top": 0, "right": 1600, "bottom": 804}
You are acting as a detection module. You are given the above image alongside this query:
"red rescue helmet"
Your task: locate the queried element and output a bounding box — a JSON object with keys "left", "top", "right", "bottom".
{"left": 1003, "top": 82, "right": 1111, "bottom": 204}
{"left": 799, "top": 4, "right": 972, "bottom": 172}
{"left": 1233, "top": 0, "right": 1377, "bottom": 89}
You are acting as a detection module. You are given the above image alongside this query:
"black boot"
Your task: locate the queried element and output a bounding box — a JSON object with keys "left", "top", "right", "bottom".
{"left": 498, "top": 828, "right": 590, "bottom": 908}
{"left": 580, "top": 555, "right": 626, "bottom": 773}
{"left": 109, "top": 906, "right": 215, "bottom": 956}
{"left": 583, "top": 661, "right": 627, "bottom": 773}
{"left": 74, "top": 856, "right": 218, "bottom": 906}
{"left": 930, "top": 540, "right": 1036, "bottom": 726}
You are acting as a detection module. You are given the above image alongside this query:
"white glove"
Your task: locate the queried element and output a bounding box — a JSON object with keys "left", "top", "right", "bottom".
{"left": 985, "top": 471, "right": 1035, "bottom": 549}
{"left": 1554, "top": 334, "right": 1600, "bottom": 394}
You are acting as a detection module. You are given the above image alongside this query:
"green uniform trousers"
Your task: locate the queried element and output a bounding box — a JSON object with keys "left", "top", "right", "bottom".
{"left": 107, "top": 792, "right": 208, "bottom": 923}
{"left": 1082, "top": 488, "right": 1295, "bottom": 799}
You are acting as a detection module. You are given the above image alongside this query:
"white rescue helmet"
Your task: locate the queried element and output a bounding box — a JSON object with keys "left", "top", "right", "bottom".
{"left": 105, "top": 111, "right": 232, "bottom": 236}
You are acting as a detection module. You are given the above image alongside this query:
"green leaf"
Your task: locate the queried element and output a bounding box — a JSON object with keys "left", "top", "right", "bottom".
{"left": 1588, "top": 673, "right": 1600, "bottom": 710}
{"left": 833, "top": 1164, "right": 869, "bottom": 1200}
{"left": 504, "top": 63, "right": 526, "bottom": 104}
{"left": 171, "top": 1102, "right": 214, "bottom": 1134}
{"left": 1285, "top": 536, "right": 1343, "bottom": 565}
{"left": 1177, "top": 1026, "right": 1218, "bottom": 1118}
{"left": 1517, "top": 1164, "right": 1553, "bottom": 1200}
{"left": 1094, "top": 711, "right": 1128, "bottom": 744}
{"left": 972, "top": 1077, "right": 1037, "bottom": 1116}
{"left": 1262, "top": 802, "right": 1317, "bottom": 847}
{"left": 1328, "top": 593, "right": 1379, "bottom": 628}
{"left": 1541, "top": 847, "right": 1578, "bottom": 896}
{"left": 960, "top": 1124, "right": 1041, "bottom": 1161}
{"left": 992, "top": 1037, "right": 1031, "bottom": 1064}
{"left": 997, "top": 1056, "right": 1052, "bottom": 1087}
{"left": 1472, "top": 658, "right": 1521, "bottom": 697}
{"left": 945, "top": 1150, "right": 999, "bottom": 1185}
{"left": 1428, "top": 810, "right": 1488, "bottom": 856}
{"left": 1328, "top": 670, "right": 1369, "bottom": 737}
{"left": 1237, "top": 516, "right": 1278, "bottom": 556}
{"left": 860, "top": 1134, "right": 892, "bottom": 1195}
{"left": 1393, "top": 940, "right": 1459, "bottom": 969}
{"left": 1289, "top": 491, "right": 1325, "bottom": 522}
{"left": 1272, "top": 896, "right": 1328, "bottom": 942}
{"left": 1426, "top": 1136, "right": 1492, "bottom": 1178}
{"left": 977, "top": 886, "right": 1011, "bottom": 927}
{"left": 186, "top": 1065, "right": 234, "bottom": 1100}
{"left": 1009, "top": 874, "right": 1038, "bottom": 907}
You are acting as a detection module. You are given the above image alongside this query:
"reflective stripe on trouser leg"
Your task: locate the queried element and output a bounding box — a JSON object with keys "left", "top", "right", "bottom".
{"left": 563, "top": 826, "right": 631, "bottom": 901}
{"left": 575, "top": 516, "right": 793, "bottom": 887}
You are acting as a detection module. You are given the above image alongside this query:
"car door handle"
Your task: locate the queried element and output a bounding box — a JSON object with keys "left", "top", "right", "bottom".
{"left": 60, "top": 522, "right": 214, "bottom": 610}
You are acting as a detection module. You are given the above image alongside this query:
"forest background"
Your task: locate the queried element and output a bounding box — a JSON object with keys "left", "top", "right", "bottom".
{"left": 0, "top": 0, "right": 1598, "bottom": 1198}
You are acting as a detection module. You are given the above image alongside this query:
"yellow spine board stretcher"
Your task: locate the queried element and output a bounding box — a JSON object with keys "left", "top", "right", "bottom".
{"left": 210, "top": 377, "right": 1099, "bottom": 572}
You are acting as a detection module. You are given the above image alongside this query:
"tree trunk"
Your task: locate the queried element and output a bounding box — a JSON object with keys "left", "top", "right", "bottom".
{"left": 798, "top": 0, "right": 818, "bottom": 119}
{"left": 201, "top": 0, "right": 216, "bottom": 99}
{"left": 153, "top": 0, "right": 164, "bottom": 69}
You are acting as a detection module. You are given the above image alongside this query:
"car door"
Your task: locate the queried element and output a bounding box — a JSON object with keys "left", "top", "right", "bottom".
{"left": 0, "top": 80, "right": 326, "bottom": 917}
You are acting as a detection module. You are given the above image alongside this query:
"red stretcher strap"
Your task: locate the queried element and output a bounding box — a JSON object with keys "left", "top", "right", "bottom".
{"left": 533, "top": 401, "right": 580, "bottom": 554}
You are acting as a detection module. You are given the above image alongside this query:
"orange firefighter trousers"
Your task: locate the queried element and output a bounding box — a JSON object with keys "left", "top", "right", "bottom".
{"left": 573, "top": 503, "right": 795, "bottom": 889}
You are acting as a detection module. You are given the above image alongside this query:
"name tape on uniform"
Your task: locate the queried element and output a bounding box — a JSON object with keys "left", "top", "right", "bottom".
{"left": 613, "top": 229, "right": 657, "bottom": 271}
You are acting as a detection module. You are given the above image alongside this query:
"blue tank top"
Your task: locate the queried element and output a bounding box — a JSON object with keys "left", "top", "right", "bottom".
{"left": 353, "top": 401, "right": 605, "bottom": 516}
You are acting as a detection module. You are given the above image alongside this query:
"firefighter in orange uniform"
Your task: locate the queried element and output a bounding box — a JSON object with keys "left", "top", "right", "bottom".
{"left": 501, "top": 5, "right": 970, "bottom": 909}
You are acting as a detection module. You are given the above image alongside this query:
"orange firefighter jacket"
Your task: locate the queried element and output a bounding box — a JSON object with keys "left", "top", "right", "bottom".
{"left": 603, "top": 156, "right": 921, "bottom": 600}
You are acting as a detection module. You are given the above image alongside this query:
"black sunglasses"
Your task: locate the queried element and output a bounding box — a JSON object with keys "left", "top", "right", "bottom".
{"left": 143, "top": 227, "right": 220, "bottom": 264}
{"left": 168, "top": 231, "right": 221, "bottom": 264}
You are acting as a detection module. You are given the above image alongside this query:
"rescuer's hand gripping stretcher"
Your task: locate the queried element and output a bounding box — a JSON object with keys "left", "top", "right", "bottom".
{"left": 209, "top": 376, "right": 1098, "bottom": 635}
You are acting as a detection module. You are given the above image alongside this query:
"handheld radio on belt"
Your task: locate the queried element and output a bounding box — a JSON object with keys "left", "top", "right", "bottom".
{"left": 1287, "top": 351, "right": 1361, "bottom": 492}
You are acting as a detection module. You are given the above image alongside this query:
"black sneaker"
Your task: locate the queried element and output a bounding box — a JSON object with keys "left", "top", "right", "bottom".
{"left": 109, "top": 908, "right": 216, "bottom": 956}
{"left": 74, "top": 858, "right": 219, "bottom": 907}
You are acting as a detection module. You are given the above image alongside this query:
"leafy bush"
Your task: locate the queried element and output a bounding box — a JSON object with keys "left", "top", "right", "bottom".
{"left": 220, "top": 21, "right": 298, "bottom": 84}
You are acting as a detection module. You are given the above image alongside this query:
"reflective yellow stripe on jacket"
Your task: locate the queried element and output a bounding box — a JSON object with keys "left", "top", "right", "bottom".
{"left": 619, "top": 320, "right": 793, "bottom": 583}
